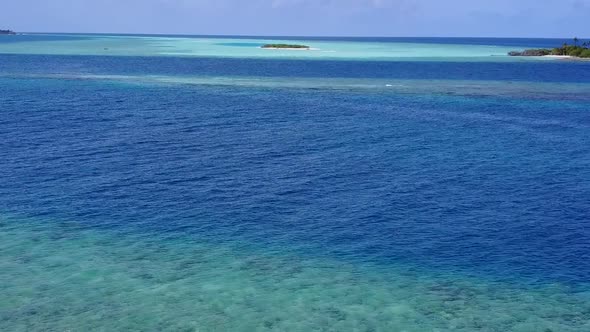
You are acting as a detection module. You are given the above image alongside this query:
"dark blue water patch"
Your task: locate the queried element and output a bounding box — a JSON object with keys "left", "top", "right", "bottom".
{"left": 229, "top": 36, "right": 586, "bottom": 49}
{"left": 42, "top": 33, "right": 585, "bottom": 48}
{"left": 1, "top": 54, "right": 590, "bottom": 83}
{"left": 1, "top": 77, "right": 589, "bottom": 286}
{"left": 0, "top": 34, "right": 92, "bottom": 44}
{"left": 206, "top": 36, "right": 585, "bottom": 49}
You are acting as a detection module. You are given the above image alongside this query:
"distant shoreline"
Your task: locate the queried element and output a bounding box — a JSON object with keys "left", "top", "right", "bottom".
{"left": 508, "top": 39, "right": 590, "bottom": 59}
{"left": 0, "top": 29, "right": 17, "bottom": 35}
{"left": 261, "top": 44, "right": 311, "bottom": 50}
{"left": 261, "top": 47, "right": 312, "bottom": 51}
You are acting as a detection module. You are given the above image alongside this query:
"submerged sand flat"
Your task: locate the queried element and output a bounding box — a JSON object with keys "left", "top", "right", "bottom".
{"left": 0, "top": 34, "right": 538, "bottom": 61}
{"left": 1, "top": 215, "right": 589, "bottom": 332}
{"left": 3, "top": 73, "right": 589, "bottom": 103}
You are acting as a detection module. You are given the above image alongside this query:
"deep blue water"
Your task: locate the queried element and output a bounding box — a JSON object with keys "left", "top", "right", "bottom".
{"left": 1, "top": 50, "right": 589, "bottom": 289}
{"left": 0, "top": 34, "right": 90, "bottom": 43}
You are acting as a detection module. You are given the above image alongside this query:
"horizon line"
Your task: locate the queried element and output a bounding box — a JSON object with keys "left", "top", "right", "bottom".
{"left": 12, "top": 31, "right": 588, "bottom": 40}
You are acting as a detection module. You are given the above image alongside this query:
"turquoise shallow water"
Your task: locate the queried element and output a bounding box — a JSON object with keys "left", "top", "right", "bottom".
{"left": 1, "top": 35, "right": 590, "bottom": 331}
{"left": 0, "top": 34, "right": 568, "bottom": 61}
{"left": 2, "top": 215, "right": 589, "bottom": 332}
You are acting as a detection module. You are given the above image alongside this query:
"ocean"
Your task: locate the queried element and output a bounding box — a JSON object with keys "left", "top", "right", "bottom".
{"left": 1, "top": 34, "right": 589, "bottom": 331}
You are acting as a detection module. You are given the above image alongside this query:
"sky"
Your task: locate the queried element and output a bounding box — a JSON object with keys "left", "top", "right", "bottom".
{"left": 1, "top": 0, "right": 589, "bottom": 38}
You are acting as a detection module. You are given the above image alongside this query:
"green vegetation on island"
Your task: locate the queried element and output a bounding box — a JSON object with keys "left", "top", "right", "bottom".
{"left": 509, "top": 37, "right": 590, "bottom": 58}
{"left": 262, "top": 44, "right": 310, "bottom": 49}
{"left": 0, "top": 29, "right": 16, "bottom": 35}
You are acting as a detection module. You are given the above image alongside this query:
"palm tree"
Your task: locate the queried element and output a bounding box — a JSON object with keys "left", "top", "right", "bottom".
{"left": 573, "top": 37, "right": 579, "bottom": 47}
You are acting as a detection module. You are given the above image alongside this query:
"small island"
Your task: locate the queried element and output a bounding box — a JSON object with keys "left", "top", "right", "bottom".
{"left": 509, "top": 38, "right": 590, "bottom": 59}
{"left": 261, "top": 44, "right": 311, "bottom": 50}
{"left": 0, "top": 29, "right": 16, "bottom": 35}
